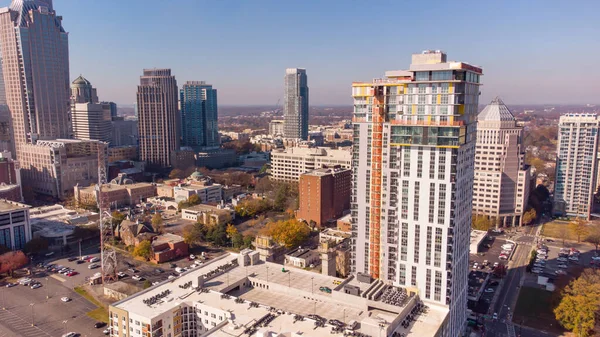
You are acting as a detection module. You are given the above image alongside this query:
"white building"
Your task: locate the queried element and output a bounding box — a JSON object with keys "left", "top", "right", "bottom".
{"left": 109, "top": 251, "right": 447, "bottom": 337}
{"left": 351, "top": 50, "right": 482, "bottom": 337}
{"left": 554, "top": 113, "right": 600, "bottom": 219}
{"left": 270, "top": 147, "right": 351, "bottom": 182}
{"left": 0, "top": 199, "right": 31, "bottom": 251}
{"left": 174, "top": 184, "right": 222, "bottom": 204}
{"left": 473, "top": 98, "right": 531, "bottom": 226}
{"left": 269, "top": 119, "right": 284, "bottom": 136}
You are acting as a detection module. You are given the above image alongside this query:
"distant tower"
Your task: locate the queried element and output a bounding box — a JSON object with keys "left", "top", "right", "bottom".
{"left": 554, "top": 113, "right": 600, "bottom": 219}
{"left": 180, "top": 81, "right": 219, "bottom": 149}
{"left": 136, "top": 69, "right": 179, "bottom": 167}
{"left": 283, "top": 68, "right": 309, "bottom": 140}
{"left": 70, "top": 76, "right": 112, "bottom": 143}
{"left": 473, "top": 98, "right": 531, "bottom": 226}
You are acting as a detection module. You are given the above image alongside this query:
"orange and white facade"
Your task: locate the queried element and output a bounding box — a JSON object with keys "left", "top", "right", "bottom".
{"left": 351, "top": 51, "right": 482, "bottom": 336}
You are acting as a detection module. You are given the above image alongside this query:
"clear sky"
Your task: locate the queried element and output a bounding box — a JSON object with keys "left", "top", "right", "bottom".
{"left": 33, "top": 0, "right": 600, "bottom": 105}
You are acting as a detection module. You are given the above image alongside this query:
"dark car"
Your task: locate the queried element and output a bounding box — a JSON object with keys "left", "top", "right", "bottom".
{"left": 170, "top": 263, "right": 177, "bottom": 269}
{"left": 489, "top": 281, "right": 499, "bottom": 287}
{"left": 76, "top": 260, "right": 85, "bottom": 264}
{"left": 67, "top": 257, "right": 78, "bottom": 262}
{"left": 154, "top": 268, "right": 164, "bottom": 274}
{"left": 94, "top": 322, "right": 106, "bottom": 328}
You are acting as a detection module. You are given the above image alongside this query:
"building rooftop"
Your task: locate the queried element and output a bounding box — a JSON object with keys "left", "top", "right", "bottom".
{"left": 302, "top": 166, "right": 350, "bottom": 177}
{"left": 152, "top": 233, "right": 184, "bottom": 246}
{"left": 183, "top": 203, "right": 229, "bottom": 213}
{"left": 112, "top": 252, "right": 448, "bottom": 336}
{"left": 0, "top": 199, "right": 29, "bottom": 212}
{"left": 478, "top": 97, "right": 515, "bottom": 122}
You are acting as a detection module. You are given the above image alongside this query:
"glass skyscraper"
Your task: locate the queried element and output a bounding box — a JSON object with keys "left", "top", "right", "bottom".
{"left": 283, "top": 68, "right": 309, "bottom": 140}
{"left": 180, "top": 81, "right": 219, "bottom": 149}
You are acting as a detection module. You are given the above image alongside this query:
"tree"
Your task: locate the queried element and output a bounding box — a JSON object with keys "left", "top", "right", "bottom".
{"left": 183, "top": 223, "right": 207, "bottom": 247}
{"left": 471, "top": 215, "right": 493, "bottom": 231}
{"left": 133, "top": 240, "right": 153, "bottom": 261}
{"left": 585, "top": 223, "right": 600, "bottom": 251}
{"left": 187, "top": 194, "right": 201, "bottom": 206}
{"left": 522, "top": 209, "right": 537, "bottom": 226}
{"left": 151, "top": 213, "right": 164, "bottom": 233}
{"left": 226, "top": 224, "right": 238, "bottom": 238}
{"left": 112, "top": 211, "right": 126, "bottom": 228}
{"left": 554, "top": 269, "right": 600, "bottom": 337}
{"left": 24, "top": 237, "right": 48, "bottom": 254}
{"left": 169, "top": 168, "right": 185, "bottom": 180}
{"left": 262, "top": 219, "right": 310, "bottom": 248}
{"left": 530, "top": 157, "right": 546, "bottom": 174}
{"left": 232, "top": 233, "right": 244, "bottom": 248}
{"left": 206, "top": 223, "right": 228, "bottom": 246}
{"left": 243, "top": 235, "right": 255, "bottom": 249}
{"left": 570, "top": 219, "right": 589, "bottom": 243}
{"left": 143, "top": 280, "right": 152, "bottom": 289}
{"left": 178, "top": 201, "right": 190, "bottom": 211}
{"left": 557, "top": 225, "right": 570, "bottom": 247}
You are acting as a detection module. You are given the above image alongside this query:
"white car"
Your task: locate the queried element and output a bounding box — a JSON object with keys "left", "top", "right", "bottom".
{"left": 484, "top": 288, "right": 494, "bottom": 293}
{"left": 62, "top": 333, "right": 77, "bottom": 337}
{"left": 557, "top": 264, "right": 568, "bottom": 269}
{"left": 557, "top": 257, "right": 568, "bottom": 262}
{"left": 61, "top": 297, "right": 70, "bottom": 302}
{"left": 117, "top": 272, "right": 127, "bottom": 278}
{"left": 591, "top": 256, "right": 600, "bottom": 261}
{"left": 88, "top": 263, "right": 100, "bottom": 269}
{"left": 89, "top": 257, "right": 100, "bottom": 263}
{"left": 569, "top": 256, "right": 580, "bottom": 261}
{"left": 31, "top": 283, "right": 42, "bottom": 289}
{"left": 189, "top": 254, "right": 196, "bottom": 260}
{"left": 103, "top": 327, "right": 111, "bottom": 335}
{"left": 19, "top": 278, "right": 32, "bottom": 286}
{"left": 492, "top": 313, "right": 498, "bottom": 320}
{"left": 555, "top": 270, "right": 567, "bottom": 275}
{"left": 168, "top": 275, "right": 175, "bottom": 280}
{"left": 493, "top": 262, "right": 499, "bottom": 268}
{"left": 473, "top": 263, "right": 478, "bottom": 269}
{"left": 499, "top": 255, "right": 508, "bottom": 260}
{"left": 132, "top": 275, "right": 143, "bottom": 281}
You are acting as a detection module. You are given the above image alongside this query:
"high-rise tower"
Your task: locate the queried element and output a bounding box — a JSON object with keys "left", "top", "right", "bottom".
{"left": 554, "top": 113, "right": 600, "bottom": 219}
{"left": 351, "top": 51, "right": 482, "bottom": 336}
{"left": 473, "top": 98, "right": 531, "bottom": 226}
{"left": 180, "top": 81, "right": 219, "bottom": 149}
{"left": 283, "top": 68, "right": 309, "bottom": 140}
{"left": 137, "top": 69, "right": 179, "bottom": 167}
{"left": 70, "top": 75, "right": 112, "bottom": 144}
{"left": 0, "top": 0, "right": 102, "bottom": 199}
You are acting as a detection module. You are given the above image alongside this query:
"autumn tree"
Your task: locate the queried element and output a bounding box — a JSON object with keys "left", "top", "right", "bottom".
{"left": 169, "top": 168, "right": 185, "bottom": 180}
{"left": 557, "top": 225, "right": 570, "bottom": 247}
{"left": 554, "top": 269, "right": 600, "bottom": 337}
{"left": 188, "top": 194, "right": 200, "bottom": 206}
{"left": 0, "top": 251, "right": 29, "bottom": 277}
{"left": 112, "top": 211, "right": 126, "bottom": 228}
{"left": 183, "top": 223, "right": 207, "bottom": 247}
{"left": 254, "top": 177, "right": 273, "bottom": 194}
{"left": 585, "top": 222, "right": 600, "bottom": 251}
{"left": 151, "top": 213, "right": 164, "bottom": 233}
{"left": 262, "top": 219, "right": 310, "bottom": 248}
{"left": 133, "top": 240, "right": 153, "bottom": 261}
{"left": 522, "top": 209, "right": 537, "bottom": 226}
{"left": 471, "top": 215, "right": 493, "bottom": 231}
{"left": 226, "top": 224, "right": 238, "bottom": 238}
{"left": 570, "top": 219, "right": 589, "bottom": 243}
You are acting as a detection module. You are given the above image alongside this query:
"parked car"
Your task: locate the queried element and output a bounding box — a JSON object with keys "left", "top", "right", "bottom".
{"left": 117, "top": 272, "right": 127, "bottom": 278}
{"left": 472, "top": 263, "right": 478, "bottom": 269}
{"left": 67, "top": 257, "right": 78, "bottom": 262}
{"left": 67, "top": 271, "right": 78, "bottom": 277}
{"left": 557, "top": 264, "right": 568, "bottom": 269}
{"left": 499, "top": 255, "right": 508, "bottom": 260}
{"left": 5, "top": 283, "right": 17, "bottom": 288}
{"left": 484, "top": 288, "right": 494, "bottom": 293}
{"left": 489, "top": 281, "right": 499, "bottom": 287}
{"left": 493, "top": 262, "right": 499, "bottom": 268}
{"left": 62, "top": 332, "right": 77, "bottom": 337}
{"left": 555, "top": 270, "right": 567, "bottom": 275}
{"left": 88, "top": 263, "right": 100, "bottom": 269}
{"left": 189, "top": 254, "right": 196, "bottom": 260}
{"left": 80, "top": 255, "right": 90, "bottom": 260}
{"left": 89, "top": 257, "right": 100, "bottom": 263}
{"left": 94, "top": 322, "right": 106, "bottom": 328}
{"left": 557, "top": 257, "right": 568, "bottom": 262}
{"left": 132, "top": 275, "right": 143, "bottom": 281}
{"left": 128, "top": 268, "right": 139, "bottom": 274}
{"left": 31, "top": 283, "right": 42, "bottom": 289}
{"left": 76, "top": 260, "right": 85, "bottom": 265}
{"left": 492, "top": 313, "right": 498, "bottom": 320}
{"left": 61, "top": 297, "right": 70, "bottom": 302}
{"left": 532, "top": 269, "right": 542, "bottom": 274}
{"left": 569, "top": 256, "right": 579, "bottom": 261}
{"left": 103, "top": 327, "right": 111, "bottom": 335}
{"left": 591, "top": 256, "right": 600, "bottom": 261}
{"left": 45, "top": 252, "right": 55, "bottom": 257}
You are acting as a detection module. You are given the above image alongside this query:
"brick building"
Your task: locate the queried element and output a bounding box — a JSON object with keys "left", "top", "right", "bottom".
{"left": 151, "top": 233, "right": 188, "bottom": 263}
{"left": 298, "top": 166, "right": 351, "bottom": 227}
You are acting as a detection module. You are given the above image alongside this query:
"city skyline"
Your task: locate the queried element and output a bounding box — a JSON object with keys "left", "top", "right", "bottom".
{"left": 27, "top": 0, "right": 599, "bottom": 106}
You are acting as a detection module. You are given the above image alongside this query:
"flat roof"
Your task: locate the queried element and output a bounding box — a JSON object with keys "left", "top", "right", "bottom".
{"left": 0, "top": 199, "right": 28, "bottom": 212}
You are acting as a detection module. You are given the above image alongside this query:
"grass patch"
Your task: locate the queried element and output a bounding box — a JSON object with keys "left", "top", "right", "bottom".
{"left": 74, "top": 286, "right": 109, "bottom": 323}
{"left": 541, "top": 220, "right": 578, "bottom": 241}
{"left": 513, "top": 286, "right": 564, "bottom": 334}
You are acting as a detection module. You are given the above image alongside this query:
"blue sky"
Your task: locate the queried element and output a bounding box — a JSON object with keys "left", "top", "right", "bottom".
{"left": 36, "top": 1, "right": 600, "bottom": 105}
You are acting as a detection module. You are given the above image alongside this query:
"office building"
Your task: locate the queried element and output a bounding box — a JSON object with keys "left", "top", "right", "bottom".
{"left": 298, "top": 166, "right": 351, "bottom": 227}
{"left": 70, "top": 76, "right": 112, "bottom": 143}
{"left": 283, "top": 68, "right": 309, "bottom": 140}
{"left": 270, "top": 147, "right": 351, "bottom": 182}
{"left": 473, "top": 98, "right": 531, "bottom": 226}
{"left": 103, "top": 101, "right": 118, "bottom": 120}
{"left": 0, "top": 199, "right": 31, "bottom": 251}
{"left": 351, "top": 50, "right": 482, "bottom": 336}
{"left": 137, "top": 69, "right": 179, "bottom": 168}
{"left": 554, "top": 113, "right": 600, "bottom": 219}
{"left": 0, "top": 1, "right": 102, "bottom": 199}
{"left": 74, "top": 180, "right": 156, "bottom": 208}
{"left": 269, "top": 119, "right": 284, "bottom": 136}
{"left": 0, "top": 151, "right": 22, "bottom": 202}
{"left": 110, "top": 251, "right": 447, "bottom": 337}
{"left": 111, "top": 118, "right": 139, "bottom": 147}
{"left": 180, "top": 81, "right": 219, "bottom": 149}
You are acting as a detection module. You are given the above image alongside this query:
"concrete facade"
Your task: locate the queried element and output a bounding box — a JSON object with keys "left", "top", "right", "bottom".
{"left": 283, "top": 68, "right": 309, "bottom": 140}
{"left": 270, "top": 147, "right": 351, "bottom": 182}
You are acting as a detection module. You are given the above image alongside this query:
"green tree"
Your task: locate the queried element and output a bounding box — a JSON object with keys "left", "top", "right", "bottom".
{"left": 243, "top": 235, "right": 255, "bottom": 249}
{"left": 570, "top": 219, "right": 589, "bottom": 243}
{"left": 554, "top": 269, "right": 600, "bottom": 337}
{"left": 143, "top": 280, "right": 152, "bottom": 289}
{"left": 178, "top": 201, "right": 190, "bottom": 211}
{"left": 24, "top": 237, "right": 48, "bottom": 254}
{"left": 232, "top": 233, "right": 244, "bottom": 248}
{"left": 206, "top": 223, "right": 228, "bottom": 246}
{"left": 151, "top": 213, "right": 164, "bottom": 233}
{"left": 183, "top": 223, "right": 207, "bottom": 247}
{"left": 471, "top": 215, "right": 493, "bottom": 231}
{"left": 111, "top": 211, "right": 126, "bottom": 227}
{"left": 187, "top": 194, "right": 200, "bottom": 206}
{"left": 133, "top": 240, "right": 153, "bottom": 261}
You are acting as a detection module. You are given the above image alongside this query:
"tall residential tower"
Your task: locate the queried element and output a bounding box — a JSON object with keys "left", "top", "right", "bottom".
{"left": 351, "top": 51, "right": 482, "bottom": 336}
{"left": 473, "top": 98, "right": 531, "bottom": 226}
{"left": 0, "top": 0, "right": 102, "bottom": 199}
{"left": 283, "top": 68, "right": 309, "bottom": 140}
{"left": 137, "top": 69, "right": 179, "bottom": 168}
{"left": 554, "top": 113, "right": 600, "bottom": 219}
{"left": 180, "top": 81, "right": 219, "bottom": 149}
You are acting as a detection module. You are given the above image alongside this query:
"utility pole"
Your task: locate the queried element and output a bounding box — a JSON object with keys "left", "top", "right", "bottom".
{"left": 78, "top": 239, "right": 82, "bottom": 259}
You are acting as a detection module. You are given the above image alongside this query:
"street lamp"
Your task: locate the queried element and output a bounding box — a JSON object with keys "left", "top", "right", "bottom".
{"left": 311, "top": 277, "right": 314, "bottom": 294}
{"left": 63, "top": 320, "right": 68, "bottom": 335}
{"left": 45, "top": 277, "right": 49, "bottom": 300}
{"left": 29, "top": 303, "right": 34, "bottom": 326}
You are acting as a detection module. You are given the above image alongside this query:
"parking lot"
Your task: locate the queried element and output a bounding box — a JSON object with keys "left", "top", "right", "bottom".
{"left": 0, "top": 275, "right": 105, "bottom": 337}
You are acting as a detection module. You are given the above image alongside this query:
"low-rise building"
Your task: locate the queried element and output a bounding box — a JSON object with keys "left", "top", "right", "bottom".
{"left": 151, "top": 233, "right": 188, "bottom": 263}
{"left": 181, "top": 204, "right": 234, "bottom": 225}
{"left": 109, "top": 252, "right": 448, "bottom": 337}
{"left": 270, "top": 147, "right": 351, "bottom": 182}
{"left": 221, "top": 184, "right": 242, "bottom": 201}
{"left": 0, "top": 199, "right": 31, "bottom": 250}
{"left": 117, "top": 219, "right": 154, "bottom": 247}
{"left": 336, "top": 213, "right": 351, "bottom": 232}
{"left": 0, "top": 151, "right": 22, "bottom": 202}
{"left": 108, "top": 145, "right": 138, "bottom": 162}
{"left": 284, "top": 246, "right": 320, "bottom": 269}
{"left": 298, "top": 166, "right": 351, "bottom": 227}
{"left": 74, "top": 180, "right": 156, "bottom": 208}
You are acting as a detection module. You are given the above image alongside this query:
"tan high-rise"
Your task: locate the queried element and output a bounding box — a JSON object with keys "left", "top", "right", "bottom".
{"left": 473, "top": 97, "right": 531, "bottom": 226}
{"left": 0, "top": 0, "right": 102, "bottom": 199}
{"left": 137, "top": 69, "right": 179, "bottom": 168}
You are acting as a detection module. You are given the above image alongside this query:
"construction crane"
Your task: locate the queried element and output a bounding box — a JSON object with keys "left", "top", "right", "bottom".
{"left": 95, "top": 142, "right": 117, "bottom": 283}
